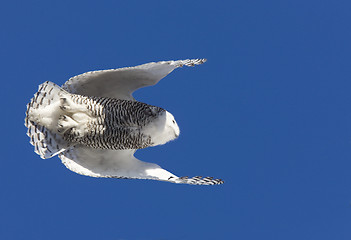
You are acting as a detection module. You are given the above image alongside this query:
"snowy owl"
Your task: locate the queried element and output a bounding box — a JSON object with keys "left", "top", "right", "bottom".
{"left": 25, "top": 59, "right": 223, "bottom": 185}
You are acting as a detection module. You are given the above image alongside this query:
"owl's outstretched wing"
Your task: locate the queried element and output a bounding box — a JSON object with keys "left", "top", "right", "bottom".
{"left": 58, "top": 146, "right": 223, "bottom": 185}
{"left": 61, "top": 59, "right": 206, "bottom": 100}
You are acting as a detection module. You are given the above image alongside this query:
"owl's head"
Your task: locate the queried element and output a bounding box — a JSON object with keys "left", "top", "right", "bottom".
{"left": 143, "top": 110, "right": 180, "bottom": 146}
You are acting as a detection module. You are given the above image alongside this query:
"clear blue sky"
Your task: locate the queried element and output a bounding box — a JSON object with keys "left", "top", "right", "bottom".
{"left": 1, "top": 0, "right": 351, "bottom": 239}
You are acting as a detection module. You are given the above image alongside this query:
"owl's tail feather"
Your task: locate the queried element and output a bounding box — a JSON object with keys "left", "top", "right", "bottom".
{"left": 25, "top": 81, "right": 70, "bottom": 159}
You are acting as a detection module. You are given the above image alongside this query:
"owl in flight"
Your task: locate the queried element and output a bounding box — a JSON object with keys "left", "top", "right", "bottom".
{"left": 25, "top": 59, "right": 223, "bottom": 185}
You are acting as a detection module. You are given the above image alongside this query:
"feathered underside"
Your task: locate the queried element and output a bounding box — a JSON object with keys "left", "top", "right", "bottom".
{"left": 60, "top": 94, "right": 166, "bottom": 150}
{"left": 25, "top": 59, "right": 224, "bottom": 185}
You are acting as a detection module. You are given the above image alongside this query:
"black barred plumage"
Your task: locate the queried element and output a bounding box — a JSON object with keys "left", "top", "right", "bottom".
{"left": 62, "top": 94, "right": 164, "bottom": 150}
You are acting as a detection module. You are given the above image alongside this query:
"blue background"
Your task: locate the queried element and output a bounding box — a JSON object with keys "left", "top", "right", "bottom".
{"left": 1, "top": 0, "right": 351, "bottom": 239}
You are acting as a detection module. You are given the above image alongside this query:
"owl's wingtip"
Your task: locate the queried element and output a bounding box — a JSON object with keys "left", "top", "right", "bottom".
{"left": 174, "top": 175, "right": 224, "bottom": 185}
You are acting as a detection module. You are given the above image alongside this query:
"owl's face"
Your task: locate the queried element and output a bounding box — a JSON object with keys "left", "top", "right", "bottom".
{"left": 164, "top": 111, "right": 180, "bottom": 139}
{"left": 142, "top": 110, "right": 180, "bottom": 146}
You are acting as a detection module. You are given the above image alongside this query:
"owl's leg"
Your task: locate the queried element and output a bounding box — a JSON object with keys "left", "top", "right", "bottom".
{"left": 58, "top": 98, "right": 92, "bottom": 137}
{"left": 57, "top": 115, "right": 78, "bottom": 133}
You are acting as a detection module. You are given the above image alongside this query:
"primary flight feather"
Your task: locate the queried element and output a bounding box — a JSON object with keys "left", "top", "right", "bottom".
{"left": 25, "top": 59, "right": 223, "bottom": 185}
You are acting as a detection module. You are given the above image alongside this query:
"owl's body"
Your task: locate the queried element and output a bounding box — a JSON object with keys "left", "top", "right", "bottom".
{"left": 63, "top": 96, "right": 162, "bottom": 150}
{"left": 25, "top": 59, "right": 223, "bottom": 185}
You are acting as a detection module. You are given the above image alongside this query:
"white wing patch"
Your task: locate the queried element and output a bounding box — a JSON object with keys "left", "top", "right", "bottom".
{"left": 62, "top": 59, "right": 207, "bottom": 100}
{"left": 59, "top": 146, "right": 223, "bottom": 185}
